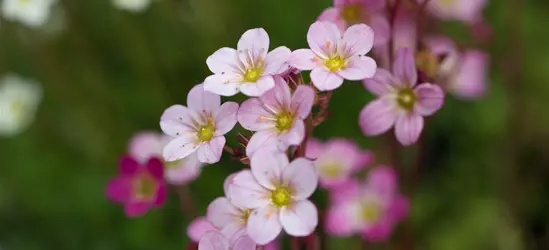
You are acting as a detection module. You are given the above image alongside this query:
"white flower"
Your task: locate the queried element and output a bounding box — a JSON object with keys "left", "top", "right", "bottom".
{"left": 1, "top": 0, "right": 56, "bottom": 27}
{"left": 112, "top": 0, "right": 151, "bottom": 13}
{"left": 0, "top": 74, "right": 42, "bottom": 137}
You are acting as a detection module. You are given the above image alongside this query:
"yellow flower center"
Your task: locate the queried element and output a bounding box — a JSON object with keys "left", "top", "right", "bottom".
{"left": 164, "top": 159, "right": 183, "bottom": 169}
{"left": 197, "top": 123, "right": 215, "bottom": 142}
{"left": 321, "top": 164, "right": 342, "bottom": 178}
{"left": 325, "top": 57, "right": 346, "bottom": 72}
{"left": 340, "top": 4, "right": 366, "bottom": 24}
{"left": 132, "top": 173, "right": 157, "bottom": 201}
{"left": 275, "top": 112, "right": 294, "bottom": 132}
{"left": 415, "top": 50, "right": 440, "bottom": 79}
{"left": 271, "top": 186, "right": 292, "bottom": 207}
{"left": 244, "top": 68, "right": 263, "bottom": 83}
{"left": 361, "top": 202, "right": 382, "bottom": 222}
{"left": 397, "top": 88, "right": 417, "bottom": 110}
{"left": 241, "top": 209, "right": 253, "bottom": 223}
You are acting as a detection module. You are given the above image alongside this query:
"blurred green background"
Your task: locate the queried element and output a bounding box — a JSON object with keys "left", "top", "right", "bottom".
{"left": 0, "top": 0, "right": 547, "bottom": 249}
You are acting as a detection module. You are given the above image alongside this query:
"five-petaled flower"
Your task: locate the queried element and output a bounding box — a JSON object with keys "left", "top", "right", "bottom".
{"left": 290, "top": 21, "right": 377, "bottom": 91}
{"left": 360, "top": 47, "right": 444, "bottom": 146}
{"left": 160, "top": 83, "right": 239, "bottom": 164}
{"left": 204, "top": 28, "right": 292, "bottom": 97}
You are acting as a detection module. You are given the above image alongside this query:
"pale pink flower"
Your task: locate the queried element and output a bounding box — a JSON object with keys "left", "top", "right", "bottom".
{"left": 161, "top": 84, "right": 238, "bottom": 164}
{"left": 360, "top": 48, "right": 444, "bottom": 146}
{"left": 306, "top": 138, "right": 374, "bottom": 188}
{"left": 105, "top": 155, "right": 167, "bottom": 217}
{"left": 188, "top": 217, "right": 218, "bottom": 242}
{"left": 318, "top": 0, "right": 390, "bottom": 46}
{"left": 228, "top": 149, "right": 319, "bottom": 244}
{"left": 447, "top": 50, "right": 489, "bottom": 100}
{"left": 424, "top": 0, "right": 487, "bottom": 23}
{"left": 290, "top": 21, "right": 377, "bottom": 91}
{"left": 198, "top": 230, "right": 256, "bottom": 250}
{"left": 129, "top": 132, "right": 203, "bottom": 185}
{"left": 237, "top": 77, "right": 314, "bottom": 156}
{"left": 325, "top": 167, "right": 409, "bottom": 241}
{"left": 204, "top": 28, "right": 292, "bottom": 97}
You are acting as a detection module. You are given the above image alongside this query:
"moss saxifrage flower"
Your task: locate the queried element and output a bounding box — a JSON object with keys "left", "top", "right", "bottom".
{"left": 160, "top": 84, "right": 238, "bottom": 164}
{"left": 290, "top": 21, "right": 377, "bottom": 91}
{"left": 105, "top": 155, "right": 167, "bottom": 217}
{"left": 227, "top": 149, "right": 319, "bottom": 245}
{"left": 360, "top": 48, "right": 445, "bottom": 146}
{"left": 204, "top": 28, "right": 291, "bottom": 97}
{"left": 237, "top": 77, "right": 314, "bottom": 156}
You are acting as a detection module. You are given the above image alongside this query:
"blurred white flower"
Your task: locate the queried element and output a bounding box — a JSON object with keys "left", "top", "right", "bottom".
{"left": 0, "top": 74, "right": 43, "bottom": 137}
{"left": 112, "top": 0, "right": 151, "bottom": 13}
{"left": 1, "top": 0, "right": 57, "bottom": 27}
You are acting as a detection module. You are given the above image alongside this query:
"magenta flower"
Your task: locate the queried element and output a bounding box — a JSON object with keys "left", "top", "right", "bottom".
{"left": 228, "top": 149, "right": 319, "bottom": 244}
{"left": 128, "top": 132, "right": 204, "bottom": 185}
{"left": 360, "top": 48, "right": 444, "bottom": 146}
{"left": 325, "top": 167, "right": 409, "bottom": 241}
{"left": 161, "top": 84, "right": 238, "bottom": 164}
{"left": 105, "top": 156, "right": 167, "bottom": 217}
{"left": 318, "top": 0, "right": 390, "bottom": 46}
{"left": 204, "top": 28, "right": 292, "bottom": 97}
{"left": 290, "top": 21, "right": 377, "bottom": 91}
{"left": 306, "top": 138, "right": 374, "bottom": 188}
{"left": 424, "top": 0, "right": 487, "bottom": 24}
{"left": 237, "top": 77, "right": 314, "bottom": 156}
{"left": 188, "top": 216, "right": 218, "bottom": 242}
{"left": 198, "top": 230, "right": 256, "bottom": 250}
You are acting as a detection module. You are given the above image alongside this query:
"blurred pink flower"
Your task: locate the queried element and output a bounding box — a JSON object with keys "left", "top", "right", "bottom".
{"left": 325, "top": 167, "right": 409, "bottom": 241}
{"left": 360, "top": 48, "right": 444, "bottom": 146}
{"left": 105, "top": 156, "right": 167, "bottom": 217}
{"left": 128, "top": 132, "right": 203, "bottom": 185}
{"left": 228, "top": 149, "right": 319, "bottom": 244}
{"left": 306, "top": 138, "right": 374, "bottom": 188}
{"left": 424, "top": 0, "right": 487, "bottom": 24}
{"left": 448, "top": 49, "right": 489, "bottom": 100}
{"left": 318, "top": 0, "right": 390, "bottom": 46}
{"left": 204, "top": 28, "right": 291, "bottom": 97}
{"left": 237, "top": 77, "right": 314, "bottom": 156}
{"left": 160, "top": 84, "right": 238, "bottom": 164}
{"left": 198, "top": 230, "right": 256, "bottom": 250}
{"left": 290, "top": 21, "right": 377, "bottom": 91}
{"left": 188, "top": 217, "right": 217, "bottom": 242}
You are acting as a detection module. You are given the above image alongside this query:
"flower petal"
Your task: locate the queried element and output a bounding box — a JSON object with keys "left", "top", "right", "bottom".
{"left": 228, "top": 170, "right": 271, "bottom": 209}
{"left": 240, "top": 76, "right": 276, "bottom": 97}
{"left": 279, "top": 119, "right": 305, "bottom": 148}
{"left": 128, "top": 132, "right": 162, "bottom": 162}
{"left": 198, "top": 230, "right": 230, "bottom": 250}
{"left": 366, "top": 166, "right": 398, "bottom": 202}
{"left": 187, "top": 217, "right": 217, "bottom": 242}
{"left": 414, "top": 83, "right": 444, "bottom": 116}
{"left": 360, "top": 217, "right": 394, "bottom": 242}
{"left": 393, "top": 47, "right": 417, "bottom": 86}
{"left": 163, "top": 134, "right": 200, "bottom": 162}
{"left": 153, "top": 183, "right": 167, "bottom": 207}
{"left": 338, "top": 56, "right": 377, "bottom": 81}
{"left": 224, "top": 172, "right": 240, "bottom": 197}
{"left": 328, "top": 179, "right": 360, "bottom": 204}
{"left": 237, "top": 98, "right": 276, "bottom": 131}
{"left": 305, "top": 138, "right": 324, "bottom": 160}
{"left": 451, "top": 50, "right": 489, "bottom": 99}
{"left": 106, "top": 177, "right": 131, "bottom": 203}
{"left": 119, "top": 155, "right": 140, "bottom": 175}
{"left": 394, "top": 114, "right": 423, "bottom": 146}
{"left": 370, "top": 14, "right": 390, "bottom": 46}
{"left": 283, "top": 158, "right": 318, "bottom": 200}
{"left": 280, "top": 200, "right": 318, "bottom": 237}
{"left": 342, "top": 24, "right": 374, "bottom": 57}
{"left": 165, "top": 152, "right": 202, "bottom": 185}
{"left": 392, "top": 7, "right": 417, "bottom": 52}
{"left": 325, "top": 200, "right": 362, "bottom": 236}
{"left": 291, "top": 85, "right": 315, "bottom": 119}
{"left": 124, "top": 202, "right": 151, "bottom": 218}
{"left": 146, "top": 157, "right": 164, "bottom": 180}
{"left": 289, "top": 49, "right": 319, "bottom": 71}
{"left": 260, "top": 76, "right": 292, "bottom": 112}
{"left": 247, "top": 205, "right": 283, "bottom": 245}
{"left": 307, "top": 21, "right": 341, "bottom": 57}
{"left": 214, "top": 102, "right": 239, "bottom": 136}
{"left": 264, "top": 46, "right": 292, "bottom": 75}
{"left": 207, "top": 197, "right": 243, "bottom": 229}
{"left": 245, "top": 130, "right": 278, "bottom": 157}
{"left": 160, "top": 105, "right": 197, "bottom": 137}
{"left": 317, "top": 8, "right": 345, "bottom": 33}
{"left": 206, "top": 47, "right": 240, "bottom": 75}
{"left": 197, "top": 136, "right": 225, "bottom": 164}
{"left": 359, "top": 98, "right": 398, "bottom": 136}
{"left": 232, "top": 235, "right": 257, "bottom": 250}
{"left": 310, "top": 68, "right": 344, "bottom": 91}
{"left": 362, "top": 69, "right": 400, "bottom": 96}
{"left": 204, "top": 74, "right": 241, "bottom": 97}
{"left": 250, "top": 148, "right": 289, "bottom": 190}
{"left": 187, "top": 84, "right": 221, "bottom": 113}
{"left": 237, "top": 28, "right": 270, "bottom": 56}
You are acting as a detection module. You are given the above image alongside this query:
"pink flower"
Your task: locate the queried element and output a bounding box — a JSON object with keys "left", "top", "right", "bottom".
{"left": 237, "top": 77, "right": 314, "bottom": 156}
{"left": 306, "top": 138, "right": 374, "bottom": 188}
{"left": 129, "top": 132, "right": 204, "bottom": 185}
{"left": 290, "top": 21, "right": 377, "bottom": 91}
{"left": 448, "top": 50, "right": 489, "bottom": 100}
{"left": 360, "top": 48, "right": 445, "bottom": 146}
{"left": 188, "top": 217, "right": 218, "bottom": 242}
{"left": 161, "top": 84, "right": 239, "bottom": 164}
{"left": 318, "top": 0, "right": 390, "bottom": 46}
{"left": 325, "top": 167, "right": 409, "bottom": 241}
{"left": 204, "top": 28, "right": 292, "bottom": 97}
{"left": 198, "top": 230, "right": 256, "bottom": 250}
{"left": 105, "top": 156, "right": 167, "bottom": 217}
{"left": 424, "top": 0, "right": 487, "bottom": 23}
{"left": 228, "top": 149, "right": 319, "bottom": 244}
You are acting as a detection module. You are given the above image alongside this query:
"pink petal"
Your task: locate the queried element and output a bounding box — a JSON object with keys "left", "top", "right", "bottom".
{"left": 228, "top": 170, "right": 271, "bottom": 209}
{"left": 264, "top": 46, "right": 292, "bottom": 75}
{"left": 322, "top": 139, "right": 363, "bottom": 172}
{"left": 283, "top": 158, "right": 318, "bottom": 200}
{"left": 290, "top": 49, "right": 319, "bottom": 71}
{"left": 119, "top": 155, "right": 140, "bottom": 175}
{"left": 307, "top": 21, "right": 341, "bottom": 58}
{"left": 388, "top": 194, "right": 410, "bottom": 222}
{"left": 392, "top": 6, "right": 417, "bottom": 53}
{"left": 146, "top": 157, "right": 164, "bottom": 180}
{"left": 245, "top": 130, "right": 278, "bottom": 157}
{"left": 197, "top": 136, "right": 225, "bottom": 164}
{"left": 224, "top": 172, "right": 240, "bottom": 197}
{"left": 370, "top": 14, "right": 391, "bottom": 46}
{"left": 204, "top": 74, "right": 241, "bottom": 97}
{"left": 366, "top": 166, "right": 398, "bottom": 202}
{"left": 187, "top": 84, "right": 221, "bottom": 114}
{"left": 394, "top": 114, "right": 423, "bottom": 146}
{"left": 187, "top": 217, "right": 217, "bottom": 242}
{"left": 247, "top": 205, "right": 283, "bottom": 245}
{"left": 424, "top": 35, "right": 458, "bottom": 56}
{"left": 162, "top": 134, "right": 199, "bottom": 162}
{"left": 414, "top": 83, "right": 444, "bottom": 116}
{"left": 240, "top": 76, "right": 275, "bottom": 97}
{"left": 222, "top": 224, "right": 247, "bottom": 245}
{"left": 280, "top": 200, "right": 318, "bottom": 236}
{"left": 199, "top": 230, "right": 230, "bottom": 250}
{"left": 264, "top": 240, "right": 279, "bottom": 250}
{"left": 128, "top": 132, "right": 162, "bottom": 162}
{"left": 363, "top": 0, "right": 386, "bottom": 10}
{"left": 279, "top": 119, "right": 305, "bottom": 148}
{"left": 165, "top": 152, "right": 202, "bottom": 185}
{"left": 105, "top": 177, "right": 131, "bottom": 203}
{"left": 451, "top": 50, "right": 489, "bottom": 99}
{"left": 214, "top": 102, "right": 239, "bottom": 136}
{"left": 237, "top": 98, "right": 276, "bottom": 131}
{"left": 291, "top": 85, "right": 315, "bottom": 119}
{"left": 260, "top": 76, "right": 292, "bottom": 112}
{"left": 317, "top": 8, "right": 346, "bottom": 33}
{"left": 328, "top": 179, "right": 360, "bottom": 204}
{"left": 231, "top": 235, "right": 257, "bottom": 250}
{"left": 153, "top": 183, "right": 167, "bottom": 207}
{"left": 338, "top": 56, "right": 377, "bottom": 81}
{"left": 359, "top": 98, "right": 398, "bottom": 136}
{"left": 362, "top": 69, "right": 400, "bottom": 96}
{"left": 393, "top": 47, "right": 417, "bottom": 86}
{"left": 124, "top": 202, "right": 151, "bottom": 218}
{"left": 361, "top": 217, "right": 394, "bottom": 242}
{"left": 207, "top": 197, "right": 242, "bottom": 229}
{"left": 310, "top": 68, "right": 344, "bottom": 91}
{"left": 206, "top": 47, "right": 240, "bottom": 75}
{"left": 342, "top": 24, "right": 374, "bottom": 57}
{"left": 250, "top": 149, "right": 289, "bottom": 190}
{"left": 160, "top": 105, "right": 197, "bottom": 137}
{"left": 325, "top": 200, "right": 362, "bottom": 236}
{"left": 237, "top": 28, "right": 270, "bottom": 56}
{"left": 305, "top": 138, "right": 323, "bottom": 159}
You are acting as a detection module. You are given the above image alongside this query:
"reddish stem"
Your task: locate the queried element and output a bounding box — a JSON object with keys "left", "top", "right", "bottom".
{"left": 175, "top": 185, "right": 196, "bottom": 219}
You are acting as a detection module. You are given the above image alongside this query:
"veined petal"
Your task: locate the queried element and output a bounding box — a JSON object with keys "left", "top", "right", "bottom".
{"left": 238, "top": 98, "right": 276, "bottom": 131}
{"left": 187, "top": 84, "right": 221, "bottom": 114}
{"left": 342, "top": 24, "right": 374, "bottom": 56}
{"left": 198, "top": 230, "right": 230, "bottom": 250}
{"left": 283, "top": 158, "right": 318, "bottom": 200}
{"left": 307, "top": 21, "right": 341, "bottom": 57}
{"left": 264, "top": 46, "right": 292, "bottom": 75}
{"left": 362, "top": 69, "right": 400, "bottom": 96}
{"left": 231, "top": 234, "right": 257, "bottom": 250}
{"left": 291, "top": 85, "right": 315, "bottom": 119}
{"left": 280, "top": 200, "right": 318, "bottom": 236}
{"left": 338, "top": 56, "right": 377, "bottom": 81}
{"left": 240, "top": 76, "right": 275, "bottom": 97}
{"left": 207, "top": 47, "right": 240, "bottom": 75}
{"left": 370, "top": 14, "right": 391, "bottom": 46}
{"left": 393, "top": 48, "right": 418, "bottom": 86}
{"left": 187, "top": 217, "right": 217, "bottom": 242}
{"left": 228, "top": 170, "right": 271, "bottom": 209}
{"left": 197, "top": 136, "right": 225, "bottom": 164}
{"left": 237, "top": 28, "right": 270, "bottom": 57}
{"left": 214, "top": 102, "right": 239, "bottom": 136}
{"left": 289, "top": 49, "right": 319, "bottom": 71}
{"left": 247, "top": 205, "right": 283, "bottom": 245}
{"left": 310, "top": 68, "right": 344, "bottom": 91}
{"left": 245, "top": 130, "right": 278, "bottom": 157}
{"left": 207, "top": 197, "right": 243, "bottom": 229}
{"left": 279, "top": 119, "right": 305, "bottom": 148}
{"left": 204, "top": 74, "right": 241, "bottom": 97}
{"left": 163, "top": 134, "right": 200, "bottom": 162}
{"left": 413, "top": 83, "right": 444, "bottom": 116}
{"left": 251, "top": 148, "right": 289, "bottom": 190}
{"left": 160, "top": 105, "right": 197, "bottom": 136}
{"left": 359, "top": 98, "right": 398, "bottom": 136}
{"left": 260, "top": 76, "right": 292, "bottom": 112}
{"left": 394, "top": 114, "right": 423, "bottom": 146}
